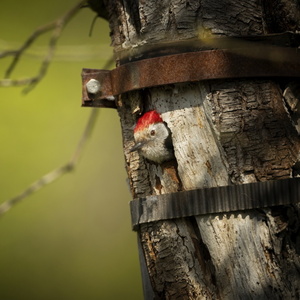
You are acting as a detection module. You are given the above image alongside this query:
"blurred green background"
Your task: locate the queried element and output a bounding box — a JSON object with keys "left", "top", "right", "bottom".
{"left": 0, "top": 1, "right": 142, "bottom": 299}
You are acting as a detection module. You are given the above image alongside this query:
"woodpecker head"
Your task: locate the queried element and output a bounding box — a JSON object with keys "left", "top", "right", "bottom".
{"left": 130, "top": 110, "right": 174, "bottom": 164}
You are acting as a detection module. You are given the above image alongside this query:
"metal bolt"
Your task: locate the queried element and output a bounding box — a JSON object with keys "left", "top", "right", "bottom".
{"left": 86, "top": 79, "right": 101, "bottom": 94}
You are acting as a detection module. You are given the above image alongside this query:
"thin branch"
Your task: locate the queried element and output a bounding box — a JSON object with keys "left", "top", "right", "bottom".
{"left": 0, "top": 0, "right": 87, "bottom": 92}
{"left": 0, "top": 77, "right": 40, "bottom": 87}
{"left": 0, "top": 58, "right": 113, "bottom": 216}
{"left": 0, "top": 108, "right": 99, "bottom": 216}
{"left": 0, "top": 52, "right": 114, "bottom": 87}
{"left": 89, "top": 14, "right": 99, "bottom": 37}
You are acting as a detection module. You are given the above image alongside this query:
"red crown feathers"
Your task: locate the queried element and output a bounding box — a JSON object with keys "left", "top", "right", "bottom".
{"left": 134, "top": 110, "right": 163, "bottom": 133}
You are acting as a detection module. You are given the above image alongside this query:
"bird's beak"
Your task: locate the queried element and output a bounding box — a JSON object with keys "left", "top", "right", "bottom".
{"left": 130, "top": 142, "right": 144, "bottom": 152}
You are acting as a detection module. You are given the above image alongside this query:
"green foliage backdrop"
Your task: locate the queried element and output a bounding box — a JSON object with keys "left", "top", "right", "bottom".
{"left": 0, "top": 1, "right": 142, "bottom": 299}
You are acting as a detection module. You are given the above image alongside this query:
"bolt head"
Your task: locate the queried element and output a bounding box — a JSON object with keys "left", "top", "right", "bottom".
{"left": 86, "top": 79, "right": 101, "bottom": 94}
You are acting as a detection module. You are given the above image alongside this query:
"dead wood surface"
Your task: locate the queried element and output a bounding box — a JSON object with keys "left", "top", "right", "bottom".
{"left": 104, "top": 0, "right": 300, "bottom": 298}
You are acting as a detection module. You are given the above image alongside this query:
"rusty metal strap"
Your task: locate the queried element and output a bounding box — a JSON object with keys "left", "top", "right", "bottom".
{"left": 130, "top": 177, "right": 300, "bottom": 231}
{"left": 82, "top": 45, "right": 300, "bottom": 108}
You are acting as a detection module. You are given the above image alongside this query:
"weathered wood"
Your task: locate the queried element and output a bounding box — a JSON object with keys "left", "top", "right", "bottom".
{"left": 104, "top": 0, "right": 300, "bottom": 298}
{"left": 206, "top": 79, "right": 299, "bottom": 183}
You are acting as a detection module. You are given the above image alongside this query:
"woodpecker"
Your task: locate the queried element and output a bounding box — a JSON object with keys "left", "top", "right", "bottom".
{"left": 130, "top": 110, "right": 175, "bottom": 163}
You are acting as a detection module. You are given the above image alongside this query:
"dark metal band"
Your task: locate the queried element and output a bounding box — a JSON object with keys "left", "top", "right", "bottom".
{"left": 130, "top": 178, "right": 300, "bottom": 231}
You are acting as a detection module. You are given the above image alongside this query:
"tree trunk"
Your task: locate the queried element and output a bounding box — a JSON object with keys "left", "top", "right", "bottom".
{"left": 103, "top": 0, "right": 300, "bottom": 298}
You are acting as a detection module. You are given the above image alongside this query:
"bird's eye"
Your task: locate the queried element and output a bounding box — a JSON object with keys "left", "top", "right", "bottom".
{"left": 150, "top": 130, "right": 156, "bottom": 136}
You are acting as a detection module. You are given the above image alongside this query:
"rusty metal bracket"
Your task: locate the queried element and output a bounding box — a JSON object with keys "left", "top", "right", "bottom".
{"left": 82, "top": 39, "right": 300, "bottom": 108}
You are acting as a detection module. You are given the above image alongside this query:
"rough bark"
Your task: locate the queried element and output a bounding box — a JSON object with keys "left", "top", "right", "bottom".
{"left": 103, "top": 0, "right": 300, "bottom": 299}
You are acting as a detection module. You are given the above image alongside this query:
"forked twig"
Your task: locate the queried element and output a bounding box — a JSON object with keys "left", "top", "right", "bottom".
{"left": 0, "top": 0, "right": 87, "bottom": 92}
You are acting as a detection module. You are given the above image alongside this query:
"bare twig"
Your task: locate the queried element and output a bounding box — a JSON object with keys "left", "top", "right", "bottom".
{"left": 0, "top": 0, "right": 87, "bottom": 92}
{"left": 0, "top": 58, "right": 113, "bottom": 216}
{"left": 0, "top": 108, "right": 99, "bottom": 216}
{"left": 0, "top": 77, "right": 40, "bottom": 87}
